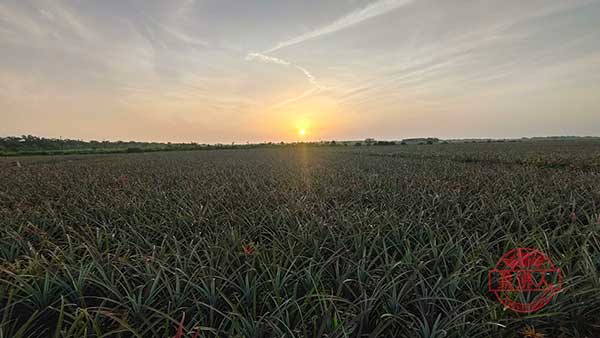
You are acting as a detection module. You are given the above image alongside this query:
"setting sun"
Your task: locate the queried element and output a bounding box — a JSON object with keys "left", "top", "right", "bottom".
{"left": 295, "top": 119, "right": 310, "bottom": 139}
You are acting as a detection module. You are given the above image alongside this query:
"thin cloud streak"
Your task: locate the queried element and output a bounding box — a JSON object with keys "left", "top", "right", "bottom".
{"left": 332, "top": 1, "right": 596, "bottom": 109}
{"left": 264, "top": 0, "right": 416, "bottom": 53}
{"left": 244, "top": 0, "right": 416, "bottom": 109}
{"left": 246, "top": 52, "right": 325, "bottom": 90}
{"left": 246, "top": 52, "right": 325, "bottom": 108}
{"left": 246, "top": 52, "right": 290, "bottom": 66}
{"left": 270, "top": 87, "right": 320, "bottom": 110}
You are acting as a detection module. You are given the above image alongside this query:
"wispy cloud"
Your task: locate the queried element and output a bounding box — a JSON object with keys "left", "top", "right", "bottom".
{"left": 246, "top": 52, "right": 326, "bottom": 109}
{"left": 244, "top": 0, "right": 416, "bottom": 108}
{"left": 0, "top": 3, "right": 44, "bottom": 41}
{"left": 246, "top": 52, "right": 291, "bottom": 66}
{"left": 159, "top": 24, "right": 208, "bottom": 47}
{"left": 0, "top": 0, "right": 98, "bottom": 47}
{"left": 265, "top": 0, "right": 416, "bottom": 53}
{"left": 270, "top": 87, "right": 320, "bottom": 110}
{"left": 2, "top": 0, "right": 600, "bottom": 141}
{"left": 246, "top": 52, "right": 324, "bottom": 90}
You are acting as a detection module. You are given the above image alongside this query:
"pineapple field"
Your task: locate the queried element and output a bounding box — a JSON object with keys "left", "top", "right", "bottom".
{"left": 1, "top": 140, "right": 599, "bottom": 337}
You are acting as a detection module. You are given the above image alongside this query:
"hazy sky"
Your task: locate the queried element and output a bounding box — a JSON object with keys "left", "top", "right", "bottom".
{"left": 1, "top": 0, "right": 599, "bottom": 142}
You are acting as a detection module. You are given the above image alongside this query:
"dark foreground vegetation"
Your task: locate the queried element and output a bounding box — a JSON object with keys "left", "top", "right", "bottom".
{"left": 4, "top": 135, "right": 596, "bottom": 157}
{"left": 0, "top": 135, "right": 410, "bottom": 156}
{"left": 0, "top": 135, "right": 260, "bottom": 156}
{"left": 1, "top": 140, "right": 600, "bottom": 337}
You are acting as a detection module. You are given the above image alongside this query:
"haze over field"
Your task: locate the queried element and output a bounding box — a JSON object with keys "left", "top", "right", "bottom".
{"left": 1, "top": 0, "right": 600, "bottom": 142}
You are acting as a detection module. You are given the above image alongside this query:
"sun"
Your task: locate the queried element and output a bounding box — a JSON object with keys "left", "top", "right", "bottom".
{"left": 295, "top": 119, "right": 309, "bottom": 138}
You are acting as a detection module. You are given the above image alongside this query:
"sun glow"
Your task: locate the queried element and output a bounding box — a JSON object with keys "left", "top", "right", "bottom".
{"left": 299, "top": 128, "right": 306, "bottom": 136}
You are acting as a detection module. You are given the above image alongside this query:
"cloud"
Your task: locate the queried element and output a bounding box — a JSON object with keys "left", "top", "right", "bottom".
{"left": 246, "top": 52, "right": 326, "bottom": 109}
{"left": 0, "top": 0, "right": 99, "bottom": 47}
{"left": 243, "top": 0, "right": 417, "bottom": 109}
{"left": 160, "top": 24, "right": 209, "bottom": 47}
{"left": 264, "top": 0, "right": 416, "bottom": 53}
{"left": 0, "top": 3, "right": 44, "bottom": 40}
{"left": 246, "top": 52, "right": 324, "bottom": 90}
{"left": 330, "top": 0, "right": 598, "bottom": 108}
{"left": 246, "top": 52, "right": 290, "bottom": 66}
{"left": 295, "top": 64, "right": 322, "bottom": 89}
{"left": 270, "top": 87, "right": 320, "bottom": 110}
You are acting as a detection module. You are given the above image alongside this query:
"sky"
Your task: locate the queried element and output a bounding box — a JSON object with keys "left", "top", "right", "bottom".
{"left": 1, "top": 0, "right": 599, "bottom": 143}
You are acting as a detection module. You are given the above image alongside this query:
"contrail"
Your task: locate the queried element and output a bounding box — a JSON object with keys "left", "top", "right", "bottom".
{"left": 246, "top": 52, "right": 290, "bottom": 66}
{"left": 245, "top": 52, "right": 325, "bottom": 109}
{"left": 244, "top": 0, "right": 416, "bottom": 106}
{"left": 265, "top": 0, "right": 416, "bottom": 53}
{"left": 295, "top": 64, "right": 323, "bottom": 89}
{"left": 246, "top": 52, "right": 325, "bottom": 90}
